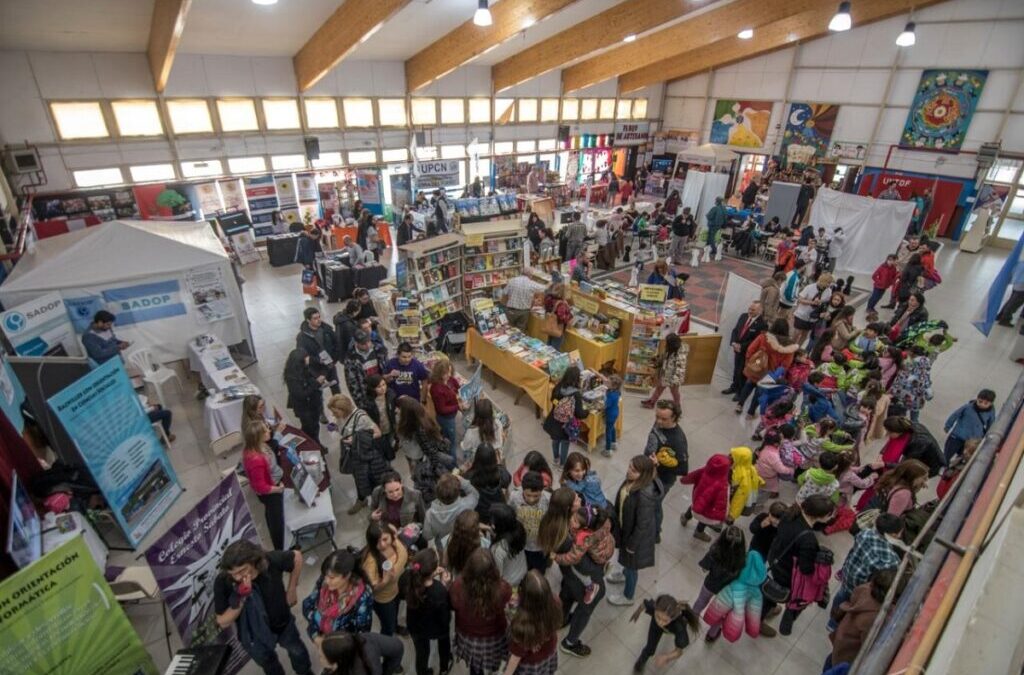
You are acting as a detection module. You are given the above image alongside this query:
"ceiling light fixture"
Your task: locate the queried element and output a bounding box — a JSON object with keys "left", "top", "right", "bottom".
{"left": 522, "top": 16, "right": 535, "bottom": 29}
{"left": 896, "top": 21, "right": 916, "bottom": 46}
{"left": 473, "top": 0, "right": 492, "bottom": 27}
{"left": 737, "top": 28, "right": 754, "bottom": 39}
{"left": 251, "top": 0, "right": 278, "bottom": 5}
{"left": 829, "top": 2, "right": 852, "bottom": 32}
{"left": 623, "top": 34, "right": 637, "bottom": 43}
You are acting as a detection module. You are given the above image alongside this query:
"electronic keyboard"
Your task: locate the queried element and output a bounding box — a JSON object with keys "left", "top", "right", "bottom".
{"left": 163, "top": 645, "right": 230, "bottom": 675}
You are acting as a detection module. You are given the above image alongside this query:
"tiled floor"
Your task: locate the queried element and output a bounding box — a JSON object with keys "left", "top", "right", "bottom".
{"left": 124, "top": 237, "right": 1022, "bottom": 674}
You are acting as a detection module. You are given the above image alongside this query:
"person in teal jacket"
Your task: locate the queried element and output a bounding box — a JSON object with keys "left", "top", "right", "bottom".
{"left": 705, "top": 197, "right": 728, "bottom": 256}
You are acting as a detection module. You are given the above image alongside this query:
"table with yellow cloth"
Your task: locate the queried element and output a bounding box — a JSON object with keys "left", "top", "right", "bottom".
{"left": 582, "top": 397, "right": 623, "bottom": 453}
{"left": 466, "top": 328, "right": 553, "bottom": 416}
{"left": 525, "top": 314, "right": 619, "bottom": 373}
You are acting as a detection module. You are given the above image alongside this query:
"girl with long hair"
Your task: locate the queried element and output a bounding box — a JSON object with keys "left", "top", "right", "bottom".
{"left": 400, "top": 548, "right": 452, "bottom": 675}
{"left": 241, "top": 394, "right": 284, "bottom": 432}
{"left": 428, "top": 356, "right": 466, "bottom": 459}
{"left": 360, "top": 522, "right": 408, "bottom": 636}
{"left": 504, "top": 571, "right": 562, "bottom": 675}
{"left": 396, "top": 396, "right": 443, "bottom": 470}
{"left": 628, "top": 594, "right": 700, "bottom": 672}
{"left": 461, "top": 398, "right": 503, "bottom": 464}
{"left": 607, "top": 456, "right": 662, "bottom": 606}
{"left": 241, "top": 420, "right": 285, "bottom": 549}
{"left": 327, "top": 393, "right": 388, "bottom": 515}
{"left": 875, "top": 458, "right": 930, "bottom": 517}
{"left": 693, "top": 525, "right": 746, "bottom": 642}
{"left": 450, "top": 548, "right": 512, "bottom": 675}
{"left": 640, "top": 333, "right": 688, "bottom": 410}
{"left": 512, "top": 450, "right": 553, "bottom": 489}
{"left": 445, "top": 510, "right": 486, "bottom": 577}
{"left": 542, "top": 366, "right": 586, "bottom": 468}
{"left": 489, "top": 503, "right": 528, "bottom": 586}
{"left": 464, "top": 442, "right": 511, "bottom": 524}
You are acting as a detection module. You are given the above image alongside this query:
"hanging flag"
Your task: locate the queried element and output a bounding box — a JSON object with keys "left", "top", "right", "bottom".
{"left": 972, "top": 233, "right": 1024, "bottom": 336}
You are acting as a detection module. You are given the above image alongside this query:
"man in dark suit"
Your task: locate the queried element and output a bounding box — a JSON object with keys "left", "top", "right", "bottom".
{"left": 722, "top": 301, "right": 768, "bottom": 396}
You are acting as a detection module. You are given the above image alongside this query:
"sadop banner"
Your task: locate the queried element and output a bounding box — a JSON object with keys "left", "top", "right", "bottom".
{"left": 48, "top": 358, "right": 182, "bottom": 546}
{"left": 0, "top": 291, "right": 81, "bottom": 357}
{"left": 145, "top": 474, "right": 260, "bottom": 675}
{"left": 0, "top": 537, "right": 158, "bottom": 675}
{"left": 65, "top": 278, "right": 188, "bottom": 333}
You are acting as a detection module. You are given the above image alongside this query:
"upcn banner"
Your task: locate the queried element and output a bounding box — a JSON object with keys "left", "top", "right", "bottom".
{"left": 144, "top": 474, "right": 260, "bottom": 675}
{"left": 48, "top": 358, "right": 182, "bottom": 546}
{"left": 0, "top": 291, "right": 81, "bottom": 357}
{"left": 0, "top": 537, "right": 157, "bottom": 675}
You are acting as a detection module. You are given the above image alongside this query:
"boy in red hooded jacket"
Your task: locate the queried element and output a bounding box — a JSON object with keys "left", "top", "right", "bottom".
{"left": 679, "top": 454, "right": 732, "bottom": 541}
{"left": 867, "top": 255, "right": 899, "bottom": 313}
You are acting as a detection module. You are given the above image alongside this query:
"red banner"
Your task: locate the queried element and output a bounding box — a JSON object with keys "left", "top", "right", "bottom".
{"left": 857, "top": 172, "right": 965, "bottom": 237}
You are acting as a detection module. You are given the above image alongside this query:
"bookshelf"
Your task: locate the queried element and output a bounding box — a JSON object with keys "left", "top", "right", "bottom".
{"left": 624, "top": 313, "right": 661, "bottom": 391}
{"left": 398, "top": 233, "right": 465, "bottom": 345}
{"left": 461, "top": 218, "right": 525, "bottom": 308}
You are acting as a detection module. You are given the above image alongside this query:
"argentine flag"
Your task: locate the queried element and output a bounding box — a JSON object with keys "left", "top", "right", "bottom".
{"left": 972, "top": 233, "right": 1024, "bottom": 336}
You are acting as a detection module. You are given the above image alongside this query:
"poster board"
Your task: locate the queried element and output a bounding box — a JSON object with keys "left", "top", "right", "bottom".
{"left": 243, "top": 175, "right": 279, "bottom": 239}
{"left": 144, "top": 474, "right": 259, "bottom": 675}
{"left": 48, "top": 358, "right": 182, "bottom": 546}
{"left": 0, "top": 352, "right": 26, "bottom": 432}
{"left": 0, "top": 537, "right": 158, "bottom": 674}
{"left": 0, "top": 292, "right": 81, "bottom": 357}
{"left": 714, "top": 273, "right": 762, "bottom": 381}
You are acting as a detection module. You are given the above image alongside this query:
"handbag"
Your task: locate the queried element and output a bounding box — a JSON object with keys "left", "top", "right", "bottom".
{"left": 743, "top": 346, "right": 770, "bottom": 381}
{"left": 542, "top": 306, "right": 565, "bottom": 337}
{"left": 761, "top": 529, "right": 813, "bottom": 604}
{"left": 337, "top": 411, "right": 362, "bottom": 474}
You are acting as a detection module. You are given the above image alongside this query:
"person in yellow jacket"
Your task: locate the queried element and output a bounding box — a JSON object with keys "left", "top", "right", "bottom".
{"left": 729, "top": 446, "right": 764, "bottom": 520}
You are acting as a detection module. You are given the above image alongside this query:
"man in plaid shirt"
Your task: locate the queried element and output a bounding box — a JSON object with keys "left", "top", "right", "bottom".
{"left": 828, "top": 513, "right": 904, "bottom": 631}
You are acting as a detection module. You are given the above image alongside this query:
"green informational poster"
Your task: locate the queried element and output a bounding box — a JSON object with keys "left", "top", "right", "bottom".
{"left": 0, "top": 537, "right": 157, "bottom": 675}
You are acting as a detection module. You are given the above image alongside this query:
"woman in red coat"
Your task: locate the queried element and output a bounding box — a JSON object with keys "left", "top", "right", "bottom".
{"left": 734, "top": 319, "right": 799, "bottom": 417}
{"left": 679, "top": 454, "right": 731, "bottom": 542}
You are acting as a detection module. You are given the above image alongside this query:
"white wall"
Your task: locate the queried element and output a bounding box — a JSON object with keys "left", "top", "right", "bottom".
{"left": 0, "top": 48, "right": 662, "bottom": 193}
{"left": 661, "top": 0, "right": 1024, "bottom": 179}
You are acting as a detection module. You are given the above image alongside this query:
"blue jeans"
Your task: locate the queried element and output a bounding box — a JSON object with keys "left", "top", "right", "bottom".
{"left": 867, "top": 287, "right": 886, "bottom": 312}
{"left": 827, "top": 586, "right": 852, "bottom": 632}
{"left": 245, "top": 617, "right": 313, "bottom": 675}
{"left": 374, "top": 596, "right": 399, "bottom": 636}
{"left": 623, "top": 566, "right": 638, "bottom": 600}
{"left": 551, "top": 439, "right": 570, "bottom": 465}
{"left": 147, "top": 407, "right": 172, "bottom": 435}
{"left": 605, "top": 417, "right": 617, "bottom": 450}
{"left": 437, "top": 413, "right": 458, "bottom": 460}
{"left": 548, "top": 334, "right": 565, "bottom": 350}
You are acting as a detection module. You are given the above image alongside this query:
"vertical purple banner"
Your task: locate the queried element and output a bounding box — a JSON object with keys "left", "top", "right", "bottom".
{"left": 144, "top": 474, "right": 260, "bottom": 675}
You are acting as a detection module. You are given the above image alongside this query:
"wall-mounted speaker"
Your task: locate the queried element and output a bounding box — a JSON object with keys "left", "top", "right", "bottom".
{"left": 557, "top": 125, "right": 571, "bottom": 143}
{"left": 304, "top": 137, "right": 320, "bottom": 161}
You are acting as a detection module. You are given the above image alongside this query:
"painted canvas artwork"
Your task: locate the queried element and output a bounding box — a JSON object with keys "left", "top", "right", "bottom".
{"left": 900, "top": 69, "right": 988, "bottom": 151}
{"left": 781, "top": 102, "right": 839, "bottom": 165}
{"left": 709, "top": 100, "right": 773, "bottom": 148}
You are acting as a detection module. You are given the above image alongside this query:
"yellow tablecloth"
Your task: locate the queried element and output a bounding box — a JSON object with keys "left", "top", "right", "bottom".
{"left": 466, "top": 328, "right": 553, "bottom": 415}
{"left": 563, "top": 331, "right": 620, "bottom": 372}
{"left": 583, "top": 398, "right": 623, "bottom": 452}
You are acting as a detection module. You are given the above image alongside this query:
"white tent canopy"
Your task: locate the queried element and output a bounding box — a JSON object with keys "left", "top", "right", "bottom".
{"left": 675, "top": 143, "right": 738, "bottom": 168}
{"left": 0, "top": 220, "right": 253, "bottom": 363}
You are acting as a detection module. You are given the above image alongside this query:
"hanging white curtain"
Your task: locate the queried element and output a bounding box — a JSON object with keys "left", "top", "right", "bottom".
{"left": 697, "top": 172, "right": 731, "bottom": 231}
{"left": 680, "top": 171, "right": 705, "bottom": 218}
{"left": 809, "top": 187, "right": 915, "bottom": 276}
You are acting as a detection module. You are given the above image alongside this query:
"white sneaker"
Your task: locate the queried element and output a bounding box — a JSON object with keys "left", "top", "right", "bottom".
{"left": 606, "top": 570, "right": 626, "bottom": 584}
{"left": 606, "top": 593, "right": 634, "bottom": 606}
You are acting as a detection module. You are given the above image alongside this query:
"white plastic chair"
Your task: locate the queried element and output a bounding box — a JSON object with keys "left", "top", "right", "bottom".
{"left": 110, "top": 566, "right": 173, "bottom": 659}
{"left": 126, "top": 348, "right": 182, "bottom": 409}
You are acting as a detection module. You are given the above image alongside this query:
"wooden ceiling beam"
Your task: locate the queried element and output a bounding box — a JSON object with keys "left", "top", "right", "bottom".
{"left": 295, "top": 0, "right": 412, "bottom": 92}
{"left": 618, "top": 0, "right": 946, "bottom": 92}
{"left": 147, "top": 0, "right": 193, "bottom": 93}
{"left": 491, "top": 0, "right": 718, "bottom": 93}
{"left": 406, "top": 0, "right": 578, "bottom": 93}
{"left": 560, "top": 0, "right": 821, "bottom": 93}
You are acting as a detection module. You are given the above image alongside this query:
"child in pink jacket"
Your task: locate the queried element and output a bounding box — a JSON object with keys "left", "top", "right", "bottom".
{"left": 755, "top": 429, "right": 793, "bottom": 499}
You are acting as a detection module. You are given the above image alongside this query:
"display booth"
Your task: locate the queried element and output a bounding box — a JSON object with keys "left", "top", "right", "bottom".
{"left": 809, "top": 187, "right": 915, "bottom": 276}
{"left": 0, "top": 220, "right": 255, "bottom": 364}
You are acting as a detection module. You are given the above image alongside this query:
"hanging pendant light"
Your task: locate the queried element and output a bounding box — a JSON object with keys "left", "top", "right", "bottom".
{"left": 829, "top": 2, "right": 852, "bottom": 32}
{"left": 473, "top": 0, "right": 492, "bottom": 27}
{"left": 896, "top": 22, "right": 916, "bottom": 47}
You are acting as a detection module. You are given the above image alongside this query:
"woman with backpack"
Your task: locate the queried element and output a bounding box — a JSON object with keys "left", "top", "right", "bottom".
{"left": 734, "top": 319, "right": 799, "bottom": 417}
{"left": 542, "top": 283, "right": 574, "bottom": 350}
{"left": 328, "top": 394, "right": 390, "bottom": 516}
{"left": 543, "top": 366, "right": 587, "bottom": 469}
{"left": 760, "top": 495, "right": 834, "bottom": 637}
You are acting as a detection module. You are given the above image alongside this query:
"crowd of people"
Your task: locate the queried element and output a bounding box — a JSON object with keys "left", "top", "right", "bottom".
{"left": 214, "top": 168, "right": 1006, "bottom": 675}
